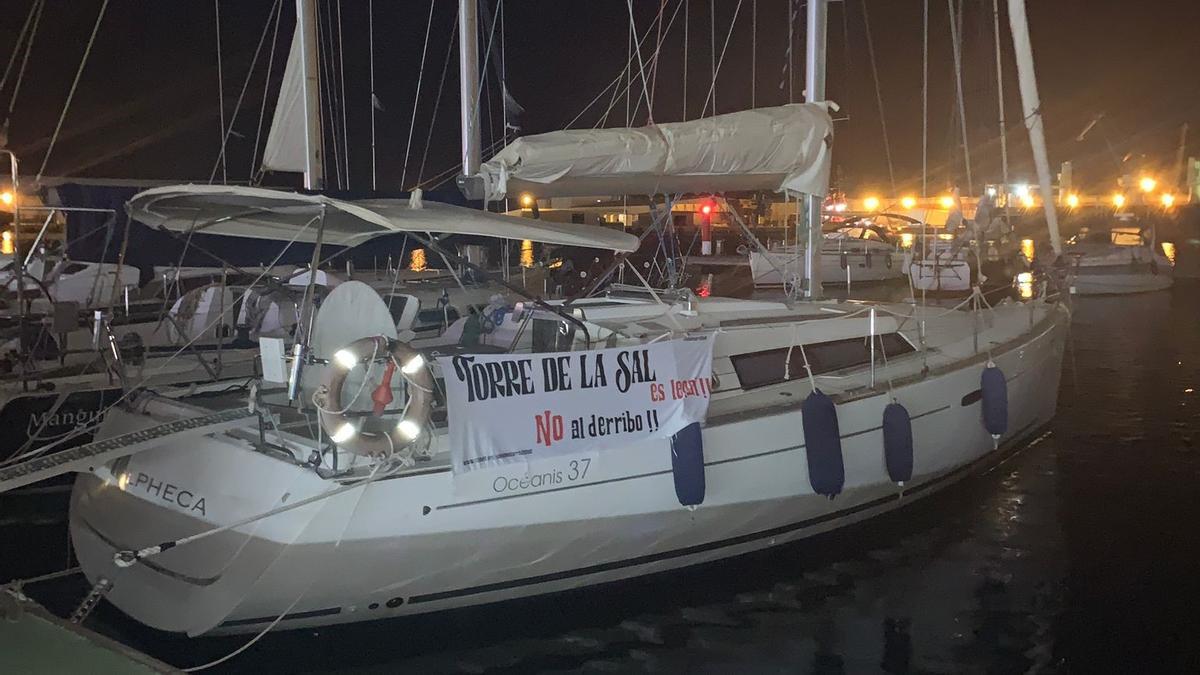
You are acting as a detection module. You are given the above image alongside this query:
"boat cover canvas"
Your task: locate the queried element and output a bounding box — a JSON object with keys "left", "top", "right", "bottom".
{"left": 127, "top": 185, "right": 639, "bottom": 252}
{"left": 476, "top": 103, "right": 835, "bottom": 200}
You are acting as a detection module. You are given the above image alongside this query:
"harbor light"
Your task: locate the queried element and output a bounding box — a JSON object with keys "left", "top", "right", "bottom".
{"left": 1014, "top": 184, "right": 1030, "bottom": 198}
{"left": 397, "top": 419, "right": 421, "bottom": 441}
{"left": 863, "top": 196, "right": 880, "bottom": 211}
{"left": 1161, "top": 193, "right": 1176, "bottom": 208}
{"left": 0, "top": 191, "right": 12, "bottom": 205}
{"left": 939, "top": 195, "right": 955, "bottom": 209}
{"left": 1, "top": 231, "right": 11, "bottom": 255}
{"left": 519, "top": 193, "right": 534, "bottom": 207}
{"left": 900, "top": 196, "right": 916, "bottom": 209}
{"left": 1020, "top": 194, "right": 1035, "bottom": 208}
{"left": 333, "top": 349, "right": 359, "bottom": 370}
{"left": 1066, "top": 193, "right": 1080, "bottom": 208}
{"left": 1113, "top": 193, "right": 1126, "bottom": 208}
{"left": 1139, "top": 176, "right": 1157, "bottom": 193}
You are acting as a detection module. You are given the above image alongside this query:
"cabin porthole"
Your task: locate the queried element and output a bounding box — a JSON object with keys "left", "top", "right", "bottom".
{"left": 422, "top": 505, "right": 431, "bottom": 515}
{"left": 368, "top": 603, "right": 380, "bottom": 610}
{"left": 386, "top": 597, "right": 404, "bottom": 608}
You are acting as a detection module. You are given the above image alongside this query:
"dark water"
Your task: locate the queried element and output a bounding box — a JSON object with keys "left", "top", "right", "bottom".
{"left": 4, "top": 283, "right": 1200, "bottom": 673}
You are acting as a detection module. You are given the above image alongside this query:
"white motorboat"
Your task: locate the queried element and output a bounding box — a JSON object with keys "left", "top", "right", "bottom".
{"left": 1065, "top": 224, "right": 1173, "bottom": 295}
{"left": 749, "top": 222, "right": 906, "bottom": 288}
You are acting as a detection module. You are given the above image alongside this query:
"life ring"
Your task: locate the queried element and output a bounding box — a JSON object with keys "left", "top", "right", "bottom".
{"left": 315, "top": 335, "right": 433, "bottom": 456}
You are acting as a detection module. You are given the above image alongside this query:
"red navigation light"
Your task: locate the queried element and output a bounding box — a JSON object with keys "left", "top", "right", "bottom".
{"left": 700, "top": 203, "right": 713, "bottom": 216}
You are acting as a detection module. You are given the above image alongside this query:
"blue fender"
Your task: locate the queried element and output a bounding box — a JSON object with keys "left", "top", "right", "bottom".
{"left": 670, "top": 422, "right": 705, "bottom": 506}
{"left": 882, "top": 402, "right": 914, "bottom": 483}
{"left": 802, "top": 389, "right": 844, "bottom": 497}
{"left": 981, "top": 365, "right": 1008, "bottom": 436}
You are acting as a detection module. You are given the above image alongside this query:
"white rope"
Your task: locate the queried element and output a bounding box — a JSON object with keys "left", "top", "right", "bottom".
{"left": 35, "top": 0, "right": 108, "bottom": 183}
{"left": 400, "top": 0, "right": 437, "bottom": 189}
{"left": 211, "top": 0, "right": 282, "bottom": 184}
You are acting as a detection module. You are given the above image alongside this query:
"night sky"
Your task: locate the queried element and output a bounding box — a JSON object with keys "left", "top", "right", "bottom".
{"left": 1, "top": 0, "right": 1197, "bottom": 195}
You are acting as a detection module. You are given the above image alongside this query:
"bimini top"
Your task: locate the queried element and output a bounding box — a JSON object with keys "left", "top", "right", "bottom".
{"left": 127, "top": 184, "right": 639, "bottom": 252}
{"left": 475, "top": 103, "right": 835, "bottom": 201}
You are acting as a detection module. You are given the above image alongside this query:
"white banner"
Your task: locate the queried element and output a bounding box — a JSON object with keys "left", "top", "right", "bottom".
{"left": 439, "top": 335, "right": 715, "bottom": 473}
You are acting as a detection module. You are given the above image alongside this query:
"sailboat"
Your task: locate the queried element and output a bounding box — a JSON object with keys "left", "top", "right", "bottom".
{"left": 1064, "top": 219, "right": 1173, "bottom": 295}
{"left": 52, "top": 0, "right": 1069, "bottom": 639}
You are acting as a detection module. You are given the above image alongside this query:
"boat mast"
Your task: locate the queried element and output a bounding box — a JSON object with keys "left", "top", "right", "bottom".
{"left": 802, "top": 0, "right": 827, "bottom": 299}
{"left": 1006, "top": 0, "right": 1061, "bottom": 255}
{"left": 458, "top": 0, "right": 481, "bottom": 180}
{"left": 296, "top": 0, "right": 324, "bottom": 190}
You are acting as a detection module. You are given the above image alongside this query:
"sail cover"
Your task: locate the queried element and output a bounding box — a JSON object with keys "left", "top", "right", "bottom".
{"left": 126, "top": 185, "right": 639, "bottom": 252}
{"left": 476, "top": 103, "right": 835, "bottom": 201}
{"left": 260, "top": 25, "right": 306, "bottom": 173}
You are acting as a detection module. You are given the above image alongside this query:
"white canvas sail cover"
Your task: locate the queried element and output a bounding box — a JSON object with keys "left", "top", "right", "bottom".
{"left": 476, "top": 103, "right": 835, "bottom": 201}
{"left": 127, "top": 185, "right": 639, "bottom": 252}
{"left": 260, "top": 25, "right": 306, "bottom": 173}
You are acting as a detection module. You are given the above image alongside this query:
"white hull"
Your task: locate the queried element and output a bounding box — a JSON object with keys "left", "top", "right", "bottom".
{"left": 908, "top": 259, "right": 973, "bottom": 293}
{"left": 69, "top": 301, "right": 1067, "bottom": 636}
{"left": 749, "top": 248, "right": 904, "bottom": 287}
{"left": 1070, "top": 266, "right": 1173, "bottom": 295}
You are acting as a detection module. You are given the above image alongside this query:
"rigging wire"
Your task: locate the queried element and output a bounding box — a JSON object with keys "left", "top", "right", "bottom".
{"left": 4, "top": 0, "right": 43, "bottom": 128}
{"left": 368, "top": 0, "right": 377, "bottom": 190}
{"left": 249, "top": 0, "right": 285, "bottom": 182}
{"left": 214, "top": 0, "right": 227, "bottom": 184}
{"left": 210, "top": 0, "right": 283, "bottom": 184}
{"left": 922, "top": 0, "right": 929, "bottom": 196}
{"left": 648, "top": 0, "right": 667, "bottom": 119}
{"left": 861, "top": 0, "right": 896, "bottom": 195}
{"left": 415, "top": 4, "right": 458, "bottom": 190}
{"left": 592, "top": 0, "right": 684, "bottom": 129}
{"left": 699, "top": 0, "right": 744, "bottom": 119}
{"left": 0, "top": 0, "right": 39, "bottom": 97}
{"left": 625, "top": 0, "right": 654, "bottom": 124}
{"left": 682, "top": 0, "right": 688, "bottom": 119}
{"left": 318, "top": 1, "right": 342, "bottom": 189}
{"left": 400, "top": 0, "right": 437, "bottom": 190}
{"left": 948, "top": 0, "right": 973, "bottom": 194}
{"left": 709, "top": 0, "right": 716, "bottom": 116}
{"left": 36, "top": 0, "right": 108, "bottom": 183}
{"left": 336, "top": 0, "right": 350, "bottom": 187}
{"left": 750, "top": 0, "right": 755, "bottom": 108}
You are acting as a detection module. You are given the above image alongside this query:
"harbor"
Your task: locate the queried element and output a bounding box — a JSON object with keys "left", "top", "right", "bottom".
{"left": 2, "top": 0, "right": 1199, "bottom": 673}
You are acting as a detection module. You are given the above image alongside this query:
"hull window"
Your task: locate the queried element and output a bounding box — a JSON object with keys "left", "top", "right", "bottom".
{"left": 731, "top": 333, "right": 915, "bottom": 390}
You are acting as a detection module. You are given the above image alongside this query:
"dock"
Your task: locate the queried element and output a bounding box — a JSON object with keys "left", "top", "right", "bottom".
{"left": 0, "top": 589, "right": 177, "bottom": 673}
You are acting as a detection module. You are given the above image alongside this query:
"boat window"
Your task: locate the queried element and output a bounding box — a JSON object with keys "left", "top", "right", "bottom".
{"left": 1111, "top": 231, "right": 1144, "bottom": 246}
{"left": 384, "top": 295, "right": 410, "bottom": 324}
{"left": 60, "top": 262, "right": 89, "bottom": 275}
{"left": 416, "top": 306, "right": 458, "bottom": 326}
{"left": 730, "top": 333, "right": 916, "bottom": 390}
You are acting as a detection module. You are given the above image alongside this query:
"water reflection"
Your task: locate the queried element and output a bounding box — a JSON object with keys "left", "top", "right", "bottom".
{"left": 521, "top": 239, "right": 534, "bottom": 268}
{"left": 1162, "top": 241, "right": 1176, "bottom": 264}
{"left": 1020, "top": 238, "right": 1035, "bottom": 262}
{"left": 409, "top": 248, "right": 427, "bottom": 272}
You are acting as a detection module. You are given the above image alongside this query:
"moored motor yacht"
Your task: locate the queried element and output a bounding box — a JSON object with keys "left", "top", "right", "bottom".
{"left": 1064, "top": 222, "right": 1173, "bottom": 295}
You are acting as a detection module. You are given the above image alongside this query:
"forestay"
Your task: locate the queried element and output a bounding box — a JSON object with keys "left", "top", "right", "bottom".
{"left": 473, "top": 103, "right": 835, "bottom": 201}
{"left": 439, "top": 335, "right": 715, "bottom": 473}
{"left": 126, "top": 184, "right": 639, "bottom": 252}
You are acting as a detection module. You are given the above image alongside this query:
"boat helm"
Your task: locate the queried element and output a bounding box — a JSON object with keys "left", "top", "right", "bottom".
{"left": 313, "top": 335, "right": 432, "bottom": 457}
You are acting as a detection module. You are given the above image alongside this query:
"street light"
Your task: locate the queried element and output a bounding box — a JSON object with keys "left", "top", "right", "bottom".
{"left": 1161, "top": 193, "right": 1176, "bottom": 208}
{"left": 900, "top": 196, "right": 916, "bottom": 209}
{"left": 1139, "top": 176, "right": 1157, "bottom": 193}
{"left": 1113, "top": 193, "right": 1126, "bottom": 208}
{"left": 863, "top": 196, "right": 880, "bottom": 211}
{"left": 1066, "top": 193, "right": 1080, "bottom": 209}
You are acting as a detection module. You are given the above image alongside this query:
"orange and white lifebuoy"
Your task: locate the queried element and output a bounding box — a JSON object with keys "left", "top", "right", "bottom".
{"left": 315, "top": 335, "right": 433, "bottom": 456}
